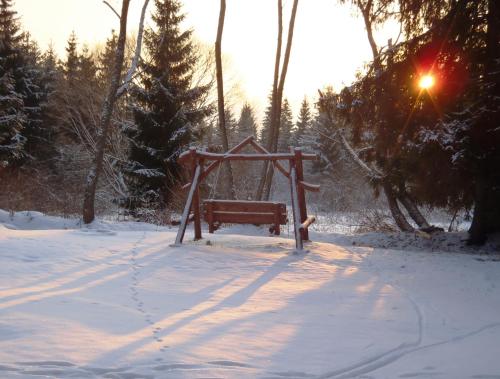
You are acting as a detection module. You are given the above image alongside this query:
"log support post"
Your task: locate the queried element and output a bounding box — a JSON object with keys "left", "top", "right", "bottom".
{"left": 174, "top": 148, "right": 202, "bottom": 245}
{"left": 193, "top": 156, "right": 203, "bottom": 240}
{"left": 289, "top": 151, "right": 303, "bottom": 251}
{"left": 294, "top": 148, "right": 309, "bottom": 241}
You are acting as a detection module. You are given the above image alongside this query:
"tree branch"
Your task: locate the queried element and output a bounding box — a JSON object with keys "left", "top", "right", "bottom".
{"left": 103, "top": 0, "right": 121, "bottom": 19}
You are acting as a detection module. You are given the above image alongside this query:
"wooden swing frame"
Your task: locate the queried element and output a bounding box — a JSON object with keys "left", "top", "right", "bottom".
{"left": 173, "top": 136, "right": 320, "bottom": 251}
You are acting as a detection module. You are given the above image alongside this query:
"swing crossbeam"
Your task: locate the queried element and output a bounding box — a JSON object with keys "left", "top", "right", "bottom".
{"left": 173, "top": 136, "right": 320, "bottom": 251}
{"left": 179, "top": 150, "right": 317, "bottom": 162}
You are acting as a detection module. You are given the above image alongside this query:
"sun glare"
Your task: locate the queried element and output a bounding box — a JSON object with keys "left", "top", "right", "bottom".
{"left": 419, "top": 74, "right": 435, "bottom": 90}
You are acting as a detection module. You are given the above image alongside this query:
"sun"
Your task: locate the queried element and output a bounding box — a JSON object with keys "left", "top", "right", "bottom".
{"left": 419, "top": 74, "right": 435, "bottom": 90}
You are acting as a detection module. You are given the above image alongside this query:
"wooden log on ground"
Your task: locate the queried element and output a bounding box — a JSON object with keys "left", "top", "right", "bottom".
{"left": 300, "top": 216, "right": 316, "bottom": 231}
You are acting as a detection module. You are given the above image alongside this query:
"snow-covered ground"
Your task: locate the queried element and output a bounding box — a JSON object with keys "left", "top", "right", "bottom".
{"left": 1, "top": 210, "right": 500, "bottom": 378}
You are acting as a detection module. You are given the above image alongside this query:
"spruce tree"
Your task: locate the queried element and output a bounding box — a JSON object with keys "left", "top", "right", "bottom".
{"left": 18, "top": 32, "right": 54, "bottom": 164}
{"left": 225, "top": 106, "right": 238, "bottom": 146}
{"left": 63, "top": 31, "right": 79, "bottom": 84}
{"left": 33, "top": 45, "right": 60, "bottom": 167}
{"left": 259, "top": 91, "right": 273, "bottom": 145}
{"left": 55, "top": 33, "right": 101, "bottom": 143}
{"left": 79, "top": 45, "right": 98, "bottom": 88}
{"left": 0, "top": 0, "right": 43, "bottom": 167}
{"left": 97, "top": 30, "right": 118, "bottom": 85}
{"left": 295, "top": 97, "right": 312, "bottom": 146}
{"left": 0, "top": 0, "right": 24, "bottom": 166}
{"left": 236, "top": 103, "right": 257, "bottom": 141}
{"left": 0, "top": 0, "right": 23, "bottom": 164}
{"left": 126, "top": 0, "right": 210, "bottom": 209}
{"left": 0, "top": 72, "right": 25, "bottom": 167}
{"left": 278, "top": 99, "right": 293, "bottom": 151}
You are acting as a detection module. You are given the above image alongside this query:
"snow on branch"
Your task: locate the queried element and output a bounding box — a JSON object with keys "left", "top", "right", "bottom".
{"left": 317, "top": 92, "right": 384, "bottom": 181}
{"left": 116, "top": 0, "right": 150, "bottom": 98}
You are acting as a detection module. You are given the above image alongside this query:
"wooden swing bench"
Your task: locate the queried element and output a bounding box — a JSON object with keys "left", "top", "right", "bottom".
{"left": 203, "top": 199, "right": 287, "bottom": 235}
{"left": 173, "top": 136, "right": 320, "bottom": 251}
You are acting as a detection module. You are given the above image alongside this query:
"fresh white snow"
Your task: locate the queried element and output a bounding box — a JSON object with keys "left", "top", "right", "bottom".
{"left": 1, "top": 210, "right": 500, "bottom": 378}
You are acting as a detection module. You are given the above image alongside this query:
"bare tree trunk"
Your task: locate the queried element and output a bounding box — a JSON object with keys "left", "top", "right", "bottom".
{"left": 215, "top": 0, "right": 235, "bottom": 199}
{"left": 117, "top": 0, "right": 150, "bottom": 98}
{"left": 399, "top": 192, "right": 430, "bottom": 228}
{"left": 258, "top": 0, "right": 299, "bottom": 201}
{"left": 384, "top": 183, "right": 414, "bottom": 232}
{"left": 256, "top": 0, "right": 283, "bottom": 201}
{"left": 82, "top": 0, "right": 130, "bottom": 224}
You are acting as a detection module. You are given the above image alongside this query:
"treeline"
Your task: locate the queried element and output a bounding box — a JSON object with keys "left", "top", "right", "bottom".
{"left": 0, "top": 0, "right": 322, "bottom": 221}
{"left": 2, "top": 0, "right": 498, "bottom": 244}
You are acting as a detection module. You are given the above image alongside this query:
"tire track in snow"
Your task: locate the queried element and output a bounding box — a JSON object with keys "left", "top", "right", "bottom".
{"left": 318, "top": 247, "right": 500, "bottom": 379}
{"left": 317, "top": 247, "right": 425, "bottom": 379}
{"left": 318, "top": 322, "right": 500, "bottom": 379}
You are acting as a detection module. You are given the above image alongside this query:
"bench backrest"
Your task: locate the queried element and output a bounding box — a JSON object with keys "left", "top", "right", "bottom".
{"left": 203, "top": 200, "right": 287, "bottom": 225}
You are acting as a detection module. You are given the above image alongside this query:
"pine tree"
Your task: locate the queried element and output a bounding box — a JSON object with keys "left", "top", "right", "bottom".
{"left": 0, "top": 0, "right": 24, "bottom": 166}
{"left": 225, "top": 106, "right": 238, "bottom": 146}
{"left": 0, "top": 0, "right": 44, "bottom": 167}
{"left": 259, "top": 90, "right": 273, "bottom": 145}
{"left": 278, "top": 98, "right": 293, "bottom": 151}
{"left": 125, "top": 0, "right": 210, "bottom": 209}
{"left": 97, "top": 30, "right": 118, "bottom": 85}
{"left": 0, "top": 72, "right": 25, "bottom": 167}
{"left": 63, "top": 31, "right": 79, "bottom": 84}
{"left": 55, "top": 33, "right": 101, "bottom": 143}
{"left": 33, "top": 45, "right": 61, "bottom": 166}
{"left": 79, "top": 45, "right": 98, "bottom": 88}
{"left": 18, "top": 32, "right": 53, "bottom": 164}
{"left": 295, "top": 97, "right": 312, "bottom": 146}
{"left": 235, "top": 103, "right": 257, "bottom": 141}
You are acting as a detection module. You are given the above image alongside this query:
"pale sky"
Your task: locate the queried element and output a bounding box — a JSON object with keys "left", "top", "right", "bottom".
{"left": 14, "top": 0, "right": 398, "bottom": 120}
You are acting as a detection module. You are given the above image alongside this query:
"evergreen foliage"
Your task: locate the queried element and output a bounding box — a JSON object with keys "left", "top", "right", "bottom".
{"left": 0, "top": 0, "right": 48, "bottom": 167}
{"left": 259, "top": 91, "right": 273, "bottom": 145}
{"left": 125, "top": 0, "right": 210, "bottom": 209}
{"left": 327, "top": 0, "right": 500, "bottom": 243}
{"left": 295, "top": 97, "right": 312, "bottom": 146}
{"left": 225, "top": 106, "right": 237, "bottom": 146}
{"left": 54, "top": 33, "right": 100, "bottom": 143}
{"left": 97, "top": 30, "right": 118, "bottom": 85}
{"left": 0, "top": 71, "right": 25, "bottom": 167}
{"left": 278, "top": 99, "right": 293, "bottom": 151}
{"left": 0, "top": 0, "right": 25, "bottom": 166}
{"left": 63, "top": 31, "right": 79, "bottom": 83}
{"left": 235, "top": 103, "right": 257, "bottom": 141}
{"left": 259, "top": 92, "right": 294, "bottom": 151}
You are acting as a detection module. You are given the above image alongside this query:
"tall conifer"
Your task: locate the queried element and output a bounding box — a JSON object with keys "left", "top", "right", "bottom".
{"left": 278, "top": 98, "right": 293, "bottom": 151}
{"left": 0, "top": 0, "right": 43, "bottom": 167}
{"left": 125, "top": 0, "right": 210, "bottom": 208}
{"left": 295, "top": 97, "right": 312, "bottom": 146}
{"left": 236, "top": 103, "right": 258, "bottom": 141}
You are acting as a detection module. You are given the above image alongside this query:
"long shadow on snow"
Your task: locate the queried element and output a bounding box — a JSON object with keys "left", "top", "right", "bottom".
{"left": 0, "top": 233, "right": 171, "bottom": 298}
{"left": 0, "top": 239, "right": 174, "bottom": 313}
{"left": 90, "top": 250, "right": 305, "bottom": 366}
{"left": 260, "top": 245, "right": 421, "bottom": 379}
